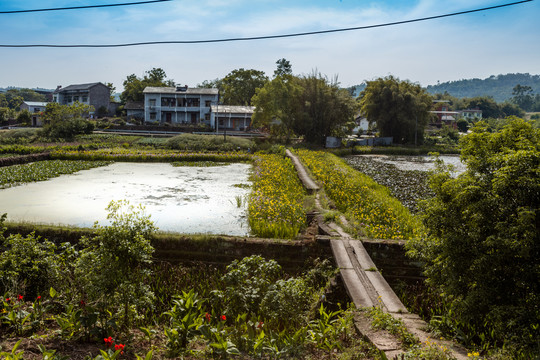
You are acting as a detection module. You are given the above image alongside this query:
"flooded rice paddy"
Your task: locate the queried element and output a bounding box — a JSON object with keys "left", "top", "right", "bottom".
{"left": 360, "top": 154, "right": 466, "bottom": 174}
{"left": 0, "top": 162, "right": 252, "bottom": 236}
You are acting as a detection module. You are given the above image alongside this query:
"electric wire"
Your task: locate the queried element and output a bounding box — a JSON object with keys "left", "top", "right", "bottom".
{"left": 0, "top": 0, "right": 172, "bottom": 14}
{"left": 0, "top": 0, "right": 533, "bottom": 48}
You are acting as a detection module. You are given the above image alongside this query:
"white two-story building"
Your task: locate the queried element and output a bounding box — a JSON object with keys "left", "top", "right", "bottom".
{"left": 143, "top": 86, "right": 219, "bottom": 126}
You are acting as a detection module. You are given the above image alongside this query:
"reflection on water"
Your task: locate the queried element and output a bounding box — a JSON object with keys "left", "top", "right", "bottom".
{"left": 0, "top": 162, "right": 252, "bottom": 236}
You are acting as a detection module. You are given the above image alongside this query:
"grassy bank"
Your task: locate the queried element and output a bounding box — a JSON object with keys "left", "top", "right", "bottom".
{"left": 248, "top": 153, "right": 306, "bottom": 239}
{"left": 50, "top": 147, "right": 252, "bottom": 162}
{"left": 295, "top": 149, "right": 424, "bottom": 240}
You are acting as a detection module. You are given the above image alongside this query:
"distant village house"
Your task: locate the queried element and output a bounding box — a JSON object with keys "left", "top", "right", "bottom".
{"left": 430, "top": 100, "right": 482, "bottom": 128}
{"left": 20, "top": 101, "right": 48, "bottom": 126}
{"left": 53, "top": 82, "right": 111, "bottom": 117}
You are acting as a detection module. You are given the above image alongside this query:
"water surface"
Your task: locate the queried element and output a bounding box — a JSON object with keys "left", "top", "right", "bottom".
{"left": 361, "top": 154, "right": 466, "bottom": 174}
{"left": 0, "top": 162, "right": 252, "bottom": 236}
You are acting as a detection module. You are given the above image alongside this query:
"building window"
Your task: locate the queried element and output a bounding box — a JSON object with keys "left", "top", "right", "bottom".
{"left": 66, "top": 96, "right": 72, "bottom": 102}
{"left": 186, "top": 98, "right": 200, "bottom": 107}
{"left": 205, "top": 113, "right": 210, "bottom": 121}
{"left": 73, "top": 96, "right": 79, "bottom": 102}
{"left": 149, "top": 99, "right": 156, "bottom": 106}
{"left": 150, "top": 112, "right": 156, "bottom": 120}
{"left": 205, "top": 100, "right": 212, "bottom": 107}
{"left": 33, "top": 108, "right": 40, "bottom": 112}
{"left": 161, "top": 97, "right": 176, "bottom": 107}
{"left": 82, "top": 96, "right": 88, "bottom": 102}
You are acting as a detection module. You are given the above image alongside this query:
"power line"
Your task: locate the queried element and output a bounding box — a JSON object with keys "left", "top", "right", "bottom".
{"left": 0, "top": 0, "right": 533, "bottom": 47}
{"left": 0, "top": 0, "right": 172, "bottom": 14}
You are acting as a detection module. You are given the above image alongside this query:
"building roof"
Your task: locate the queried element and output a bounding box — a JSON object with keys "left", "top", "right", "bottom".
{"left": 23, "top": 101, "right": 48, "bottom": 107}
{"left": 210, "top": 105, "right": 255, "bottom": 114}
{"left": 55, "top": 82, "right": 107, "bottom": 93}
{"left": 143, "top": 86, "right": 219, "bottom": 95}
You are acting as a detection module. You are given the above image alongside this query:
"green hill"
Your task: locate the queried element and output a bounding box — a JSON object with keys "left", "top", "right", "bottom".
{"left": 426, "top": 73, "right": 540, "bottom": 102}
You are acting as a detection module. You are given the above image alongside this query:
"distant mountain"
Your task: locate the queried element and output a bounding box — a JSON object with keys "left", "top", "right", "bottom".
{"left": 345, "top": 83, "right": 367, "bottom": 97}
{"left": 425, "top": 73, "right": 540, "bottom": 102}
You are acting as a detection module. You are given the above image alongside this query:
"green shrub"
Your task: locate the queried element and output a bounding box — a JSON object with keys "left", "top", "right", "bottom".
{"left": 407, "top": 118, "right": 540, "bottom": 352}
{"left": 0, "top": 129, "right": 40, "bottom": 145}
{"left": 75, "top": 200, "right": 156, "bottom": 328}
{"left": 41, "top": 118, "right": 94, "bottom": 141}
{"left": 260, "top": 277, "right": 312, "bottom": 328}
{"left": 0, "top": 215, "right": 68, "bottom": 298}
{"left": 165, "top": 133, "right": 254, "bottom": 152}
{"left": 213, "top": 255, "right": 282, "bottom": 317}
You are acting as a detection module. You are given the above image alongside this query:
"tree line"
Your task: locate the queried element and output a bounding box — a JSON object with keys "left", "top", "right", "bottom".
{"left": 426, "top": 73, "right": 540, "bottom": 102}
{"left": 4, "top": 64, "right": 540, "bottom": 146}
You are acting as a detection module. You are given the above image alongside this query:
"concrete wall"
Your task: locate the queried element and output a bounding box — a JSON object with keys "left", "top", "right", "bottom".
{"left": 362, "top": 239, "right": 424, "bottom": 286}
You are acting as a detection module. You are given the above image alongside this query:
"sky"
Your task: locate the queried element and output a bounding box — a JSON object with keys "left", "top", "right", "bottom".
{"left": 0, "top": 0, "right": 539, "bottom": 92}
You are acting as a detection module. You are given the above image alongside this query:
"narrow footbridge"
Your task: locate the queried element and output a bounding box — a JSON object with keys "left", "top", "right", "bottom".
{"left": 286, "top": 150, "right": 468, "bottom": 360}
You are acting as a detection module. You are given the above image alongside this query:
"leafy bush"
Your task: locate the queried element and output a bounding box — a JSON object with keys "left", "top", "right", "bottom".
{"left": 75, "top": 201, "right": 156, "bottom": 329}
{"left": 163, "top": 289, "right": 205, "bottom": 354}
{"left": 260, "top": 277, "right": 312, "bottom": 328}
{"left": 407, "top": 118, "right": 540, "bottom": 353}
{"left": 213, "top": 255, "right": 282, "bottom": 317}
{"left": 41, "top": 118, "right": 94, "bottom": 141}
{"left": 0, "top": 129, "right": 40, "bottom": 144}
{"left": 166, "top": 133, "right": 255, "bottom": 152}
{"left": 0, "top": 215, "right": 68, "bottom": 298}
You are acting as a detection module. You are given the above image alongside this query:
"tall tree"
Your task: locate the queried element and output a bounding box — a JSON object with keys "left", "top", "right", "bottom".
{"left": 120, "top": 68, "right": 175, "bottom": 103}
{"left": 197, "top": 78, "right": 223, "bottom": 90}
{"left": 511, "top": 84, "right": 534, "bottom": 111}
{"left": 252, "top": 74, "right": 303, "bottom": 143}
{"left": 359, "top": 76, "right": 432, "bottom": 144}
{"left": 274, "top": 58, "right": 292, "bottom": 77}
{"left": 221, "top": 68, "right": 268, "bottom": 106}
{"left": 293, "top": 72, "right": 357, "bottom": 144}
{"left": 252, "top": 72, "right": 357, "bottom": 145}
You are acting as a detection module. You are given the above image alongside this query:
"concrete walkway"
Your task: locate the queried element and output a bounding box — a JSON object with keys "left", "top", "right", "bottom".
{"left": 286, "top": 149, "right": 469, "bottom": 360}
{"left": 285, "top": 149, "right": 320, "bottom": 193}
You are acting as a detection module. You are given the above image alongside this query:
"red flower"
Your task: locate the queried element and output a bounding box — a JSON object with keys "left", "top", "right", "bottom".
{"left": 257, "top": 321, "right": 264, "bottom": 329}
{"left": 205, "top": 312, "right": 211, "bottom": 322}
{"left": 104, "top": 336, "right": 114, "bottom": 347}
{"left": 17, "top": 294, "right": 23, "bottom": 301}
{"left": 80, "top": 300, "right": 86, "bottom": 307}
{"left": 36, "top": 296, "right": 41, "bottom": 301}
{"left": 115, "top": 343, "right": 125, "bottom": 354}
{"left": 220, "top": 315, "right": 226, "bottom": 321}
{"left": 5, "top": 298, "right": 10, "bottom": 302}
